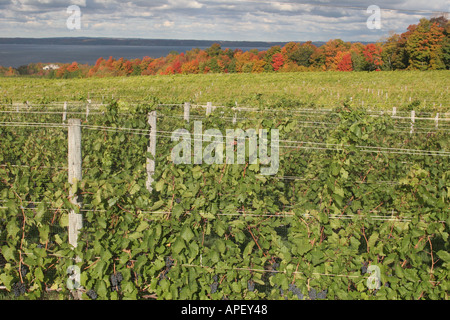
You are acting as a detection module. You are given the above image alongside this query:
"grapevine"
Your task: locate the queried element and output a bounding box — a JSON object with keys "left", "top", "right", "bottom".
{"left": 0, "top": 99, "right": 448, "bottom": 300}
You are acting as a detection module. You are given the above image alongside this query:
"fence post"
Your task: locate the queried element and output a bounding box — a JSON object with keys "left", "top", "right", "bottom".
{"left": 392, "top": 107, "right": 397, "bottom": 117}
{"left": 67, "top": 119, "right": 83, "bottom": 301}
{"left": 435, "top": 113, "right": 439, "bottom": 129}
{"left": 410, "top": 110, "right": 415, "bottom": 134}
{"left": 86, "top": 100, "right": 91, "bottom": 121}
{"left": 206, "top": 102, "right": 212, "bottom": 115}
{"left": 146, "top": 111, "right": 157, "bottom": 192}
{"left": 63, "top": 102, "right": 67, "bottom": 122}
{"left": 68, "top": 119, "right": 83, "bottom": 255}
{"left": 184, "top": 102, "right": 190, "bottom": 122}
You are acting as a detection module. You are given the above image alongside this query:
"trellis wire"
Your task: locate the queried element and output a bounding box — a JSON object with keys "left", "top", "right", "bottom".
{"left": 1, "top": 121, "right": 448, "bottom": 156}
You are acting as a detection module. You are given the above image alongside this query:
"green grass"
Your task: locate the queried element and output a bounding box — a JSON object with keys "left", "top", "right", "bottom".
{"left": 0, "top": 71, "right": 448, "bottom": 112}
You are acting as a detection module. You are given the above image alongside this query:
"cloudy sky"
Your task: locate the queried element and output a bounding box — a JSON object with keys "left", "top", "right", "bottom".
{"left": 0, "top": 0, "right": 448, "bottom": 42}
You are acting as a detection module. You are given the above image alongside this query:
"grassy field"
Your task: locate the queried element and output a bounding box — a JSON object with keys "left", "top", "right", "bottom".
{"left": 0, "top": 71, "right": 448, "bottom": 112}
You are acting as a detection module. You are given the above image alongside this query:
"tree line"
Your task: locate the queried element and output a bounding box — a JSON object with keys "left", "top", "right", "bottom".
{"left": 1, "top": 16, "right": 448, "bottom": 78}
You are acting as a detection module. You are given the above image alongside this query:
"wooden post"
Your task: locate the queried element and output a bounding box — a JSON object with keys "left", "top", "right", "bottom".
{"left": 63, "top": 102, "right": 67, "bottom": 122}
{"left": 206, "top": 102, "right": 212, "bottom": 115}
{"left": 435, "top": 113, "right": 439, "bottom": 129}
{"left": 146, "top": 111, "right": 157, "bottom": 192}
{"left": 68, "top": 119, "right": 83, "bottom": 272}
{"left": 184, "top": 102, "right": 190, "bottom": 122}
{"left": 410, "top": 110, "right": 415, "bottom": 134}
{"left": 86, "top": 100, "right": 91, "bottom": 121}
{"left": 392, "top": 107, "right": 397, "bottom": 117}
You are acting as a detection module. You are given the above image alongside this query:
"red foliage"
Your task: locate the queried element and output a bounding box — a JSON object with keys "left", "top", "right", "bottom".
{"left": 67, "top": 61, "right": 79, "bottom": 72}
{"left": 337, "top": 53, "right": 353, "bottom": 71}
{"left": 272, "top": 53, "right": 285, "bottom": 71}
{"left": 363, "top": 44, "right": 383, "bottom": 67}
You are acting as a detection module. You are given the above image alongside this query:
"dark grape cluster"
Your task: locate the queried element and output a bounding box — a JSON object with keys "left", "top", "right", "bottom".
{"left": 86, "top": 289, "right": 98, "bottom": 300}
{"left": 210, "top": 275, "right": 219, "bottom": 294}
{"left": 308, "top": 288, "right": 328, "bottom": 300}
{"left": 19, "top": 265, "right": 29, "bottom": 278}
{"left": 317, "top": 289, "right": 328, "bottom": 299}
{"left": 247, "top": 280, "right": 255, "bottom": 292}
{"left": 165, "top": 256, "right": 174, "bottom": 268}
{"left": 158, "top": 268, "right": 170, "bottom": 281}
{"left": 110, "top": 272, "right": 123, "bottom": 292}
{"left": 308, "top": 288, "right": 317, "bottom": 300}
{"left": 272, "top": 262, "right": 280, "bottom": 272}
{"left": 12, "top": 282, "right": 26, "bottom": 297}
{"left": 361, "top": 262, "right": 369, "bottom": 274}
{"left": 158, "top": 256, "right": 174, "bottom": 282}
{"left": 131, "top": 270, "right": 140, "bottom": 282}
{"left": 288, "top": 284, "right": 304, "bottom": 300}
{"left": 267, "top": 261, "right": 280, "bottom": 277}
{"left": 175, "top": 198, "right": 181, "bottom": 204}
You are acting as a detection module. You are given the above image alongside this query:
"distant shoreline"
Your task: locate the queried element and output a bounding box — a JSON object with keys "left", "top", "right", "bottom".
{"left": 0, "top": 37, "right": 335, "bottom": 48}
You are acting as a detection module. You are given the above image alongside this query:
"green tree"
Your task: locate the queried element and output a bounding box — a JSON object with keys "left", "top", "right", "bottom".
{"left": 288, "top": 42, "right": 317, "bottom": 67}
{"left": 206, "top": 43, "right": 223, "bottom": 58}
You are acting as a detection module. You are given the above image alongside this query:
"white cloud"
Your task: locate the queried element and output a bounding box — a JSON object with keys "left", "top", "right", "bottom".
{"left": 0, "top": 0, "right": 448, "bottom": 41}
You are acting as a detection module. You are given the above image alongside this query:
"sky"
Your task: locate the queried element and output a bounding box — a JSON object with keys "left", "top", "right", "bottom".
{"left": 0, "top": 0, "right": 448, "bottom": 42}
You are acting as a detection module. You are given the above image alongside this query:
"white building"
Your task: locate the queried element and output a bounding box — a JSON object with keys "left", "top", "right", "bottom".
{"left": 43, "top": 64, "right": 60, "bottom": 71}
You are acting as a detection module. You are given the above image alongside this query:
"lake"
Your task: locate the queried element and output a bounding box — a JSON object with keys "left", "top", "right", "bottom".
{"left": 0, "top": 44, "right": 272, "bottom": 68}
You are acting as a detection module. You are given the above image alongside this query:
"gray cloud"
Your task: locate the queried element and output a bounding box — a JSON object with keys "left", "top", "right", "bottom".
{"left": 0, "top": 0, "right": 448, "bottom": 41}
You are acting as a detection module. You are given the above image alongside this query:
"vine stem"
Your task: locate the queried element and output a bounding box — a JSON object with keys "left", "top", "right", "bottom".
{"left": 427, "top": 236, "right": 435, "bottom": 276}
{"left": 243, "top": 162, "right": 248, "bottom": 178}
{"left": 292, "top": 261, "right": 301, "bottom": 284}
{"left": 247, "top": 226, "right": 267, "bottom": 258}
{"left": 362, "top": 225, "right": 369, "bottom": 253}
{"left": 166, "top": 176, "right": 176, "bottom": 220}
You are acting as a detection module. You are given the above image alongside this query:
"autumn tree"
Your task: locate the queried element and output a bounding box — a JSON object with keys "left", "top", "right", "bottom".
{"left": 263, "top": 46, "right": 281, "bottom": 71}
{"left": 336, "top": 52, "right": 353, "bottom": 71}
{"left": 271, "top": 52, "right": 285, "bottom": 71}
{"left": 363, "top": 44, "right": 383, "bottom": 71}
{"left": 322, "top": 39, "right": 351, "bottom": 70}
{"left": 406, "top": 18, "right": 446, "bottom": 70}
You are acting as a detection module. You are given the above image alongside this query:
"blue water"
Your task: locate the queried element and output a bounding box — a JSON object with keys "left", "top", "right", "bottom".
{"left": 0, "top": 44, "right": 272, "bottom": 68}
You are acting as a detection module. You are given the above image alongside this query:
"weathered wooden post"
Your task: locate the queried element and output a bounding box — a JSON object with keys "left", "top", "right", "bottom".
{"left": 68, "top": 118, "right": 83, "bottom": 299}
{"left": 68, "top": 119, "right": 83, "bottom": 252}
{"left": 410, "top": 110, "right": 415, "bottom": 134}
{"left": 63, "top": 102, "right": 67, "bottom": 122}
{"left": 206, "top": 102, "right": 213, "bottom": 115}
{"left": 184, "top": 102, "right": 190, "bottom": 122}
{"left": 146, "top": 111, "right": 157, "bottom": 192}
